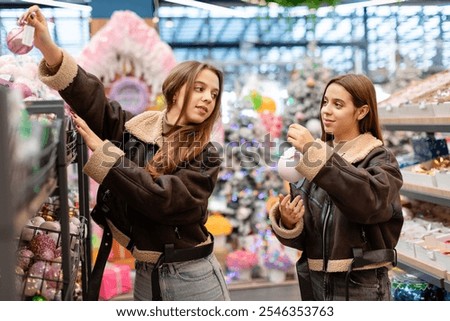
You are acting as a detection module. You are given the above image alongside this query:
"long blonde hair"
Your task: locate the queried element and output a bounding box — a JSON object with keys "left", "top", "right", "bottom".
{"left": 147, "top": 61, "right": 223, "bottom": 178}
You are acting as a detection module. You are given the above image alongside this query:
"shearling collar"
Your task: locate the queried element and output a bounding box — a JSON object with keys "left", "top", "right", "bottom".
{"left": 124, "top": 110, "right": 165, "bottom": 146}
{"left": 334, "top": 133, "right": 383, "bottom": 164}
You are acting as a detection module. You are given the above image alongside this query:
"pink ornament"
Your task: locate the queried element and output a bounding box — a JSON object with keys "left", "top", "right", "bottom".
{"left": 11, "top": 82, "right": 33, "bottom": 98}
{"left": 16, "top": 248, "right": 34, "bottom": 270}
{"left": 6, "top": 27, "right": 33, "bottom": 55}
{"left": 44, "top": 265, "right": 63, "bottom": 290}
{"left": 29, "top": 261, "right": 49, "bottom": 278}
{"left": 29, "top": 234, "right": 56, "bottom": 260}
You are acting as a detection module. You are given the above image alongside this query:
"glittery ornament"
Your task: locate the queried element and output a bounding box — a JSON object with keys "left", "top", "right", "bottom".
{"left": 16, "top": 248, "right": 34, "bottom": 270}
{"left": 32, "top": 295, "right": 46, "bottom": 301}
{"left": 24, "top": 277, "right": 44, "bottom": 297}
{"left": 29, "top": 261, "right": 49, "bottom": 278}
{"left": 44, "top": 265, "right": 63, "bottom": 290}
{"left": 29, "top": 234, "right": 56, "bottom": 260}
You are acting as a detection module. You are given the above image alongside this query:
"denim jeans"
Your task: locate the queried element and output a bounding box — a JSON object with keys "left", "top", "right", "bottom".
{"left": 309, "top": 267, "right": 391, "bottom": 301}
{"left": 134, "top": 253, "right": 230, "bottom": 301}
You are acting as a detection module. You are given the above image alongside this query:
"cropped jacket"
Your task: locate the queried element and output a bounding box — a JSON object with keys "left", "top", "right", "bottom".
{"left": 270, "top": 134, "right": 404, "bottom": 272}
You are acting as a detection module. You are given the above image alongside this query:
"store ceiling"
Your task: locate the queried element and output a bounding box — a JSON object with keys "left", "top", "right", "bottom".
{"left": 1, "top": 1, "right": 450, "bottom": 10}
{"left": 0, "top": 1, "right": 91, "bottom": 9}
{"left": 160, "top": 0, "right": 450, "bottom": 7}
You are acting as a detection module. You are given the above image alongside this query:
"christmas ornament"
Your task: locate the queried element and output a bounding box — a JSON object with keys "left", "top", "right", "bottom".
{"left": 277, "top": 147, "right": 303, "bottom": 183}
{"left": 6, "top": 25, "right": 34, "bottom": 55}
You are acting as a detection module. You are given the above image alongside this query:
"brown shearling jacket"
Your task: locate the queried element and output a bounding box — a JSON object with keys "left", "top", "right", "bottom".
{"left": 270, "top": 134, "right": 404, "bottom": 272}
{"left": 38, "top": 51, "right": 221, "bottom": 263}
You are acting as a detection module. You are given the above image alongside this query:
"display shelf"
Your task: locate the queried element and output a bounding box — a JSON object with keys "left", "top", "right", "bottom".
{"left": 381, "top": 117, "right": 450, "bottom": 132}
{"left": 228, "top": 278, "right": 301, "bottom": 301}
{"left": 400, "top": 182, "right": 450, "bottom": 207}
{"left": 397, "top": 252, "right": 447, "bottom": 289}
{"left": 0, "top": 87, "right": 16, "bottom": 300}
{"left": 26, "top": 100, "right": 74, "bottom": 300}
{"left": 384, "top": 115, "right": 450, "bottom": 293}
{"left": 0, "top": 94, "right": 90, "bottom": 300}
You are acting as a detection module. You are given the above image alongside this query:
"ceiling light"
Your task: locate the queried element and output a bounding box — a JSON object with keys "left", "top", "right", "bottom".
{"left": 21, "top": 0, "right": 92, "bottom": 12}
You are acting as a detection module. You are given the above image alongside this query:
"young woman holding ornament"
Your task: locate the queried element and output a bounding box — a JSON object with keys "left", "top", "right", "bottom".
{"left": 20, "top": 5, "right": 230, "bottom": 301}
{"left": 272, "top": 73, "right": 403, "bottom": 300}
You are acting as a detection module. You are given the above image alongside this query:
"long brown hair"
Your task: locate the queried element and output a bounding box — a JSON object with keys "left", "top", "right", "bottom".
{"left": 320, "top": 73, "right": 384, "bottom": 144}
{"left": 147, "top": 61, "right": 223, "bottom": 178}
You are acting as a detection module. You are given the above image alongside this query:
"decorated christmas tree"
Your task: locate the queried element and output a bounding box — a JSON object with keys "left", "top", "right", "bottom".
{"left": 281, "top": 41, "right": 332, "bottom": 140}
{"left": 210, "top": 92, "right": 284, "bottom": 238}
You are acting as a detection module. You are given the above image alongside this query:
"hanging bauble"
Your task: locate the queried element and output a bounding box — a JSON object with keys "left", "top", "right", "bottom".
{"left": 258, "top": 97, "right": 277, "bottom": 113}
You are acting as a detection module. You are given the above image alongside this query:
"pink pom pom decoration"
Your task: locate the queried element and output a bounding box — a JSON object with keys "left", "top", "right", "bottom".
{"left": 226, "top": 249, "right": 258, "bottom": 271}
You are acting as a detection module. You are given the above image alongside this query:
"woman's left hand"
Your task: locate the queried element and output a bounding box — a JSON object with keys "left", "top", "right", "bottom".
{"left": 72, "top": 113, "right": 102, "bottom": 152}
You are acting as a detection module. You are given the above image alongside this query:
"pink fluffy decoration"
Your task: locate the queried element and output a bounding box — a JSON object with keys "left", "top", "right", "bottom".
{"left": 226, "top": 249, "right": 259, "bottom": 271}
{"left": 77, "top": 10, "right": 177, "bottom": 107}
{"left": 259, "top": 111, "right": 283, "bottom": 139}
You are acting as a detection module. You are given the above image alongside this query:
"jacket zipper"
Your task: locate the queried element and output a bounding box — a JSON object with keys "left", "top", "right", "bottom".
{"left": 322, "top": 201, "right": 332, "bottom": 272}
{"left": 322, "top": 201, "right": 333, "bottom": 300}
{"left": 174, "top": 227, "right": 181, "bottom": 239}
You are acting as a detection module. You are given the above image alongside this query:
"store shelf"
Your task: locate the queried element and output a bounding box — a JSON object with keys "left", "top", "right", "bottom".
{"left": 381, "top": 117, "right": 450, "bottom": 132}
{"left": 229, "top": 278, "right": 301, "bottom": 301}
{"left": 400, "top": 182, "right": 450, "bottom": 207}
{"left": 397, "top": 252, "right": 448, "bottom": 290}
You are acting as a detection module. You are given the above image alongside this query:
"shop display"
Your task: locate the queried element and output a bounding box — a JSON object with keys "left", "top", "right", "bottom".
{"left": 77, "top": 10, "right": 176, "bottom": 111}
{"left": 226, "top": 249, "right": 259, "bottom": 281}
{"left": 378, "top": 70, "right": 450, "bottom": 297}
{"left": 1, "top": 2, "right": 450, "bottom": 301}
{"left": 0, "top": 88, "right": 90, "bottom": 300}
{"left": 263, "top": 249, "right": 294, "bottom": 283}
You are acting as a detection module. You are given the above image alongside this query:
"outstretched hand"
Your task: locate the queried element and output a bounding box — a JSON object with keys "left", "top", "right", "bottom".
{"left": 19, "top": 5, "right": 62, "bottom": 66}
{"left": 278, "top": 194, "right": 304, "bottom": 230}
{"left": 71, "top": 113, "right": 103, "bottom": 152}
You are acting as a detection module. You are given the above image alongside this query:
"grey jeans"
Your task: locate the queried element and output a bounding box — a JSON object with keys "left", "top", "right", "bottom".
{"left": 134, "top": 253, "right": 230, "bottom": 301}
{"left": 309, "top": 267, "right": 391, "bottom": 301}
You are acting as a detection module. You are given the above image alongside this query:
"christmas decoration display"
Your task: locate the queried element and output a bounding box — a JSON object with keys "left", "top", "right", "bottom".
{"left": 226, "top": 249, "right": 259, "bottom": 281}
{"left": 77, "top": 10, "right": 177, "bottom": 111}
{"left": 281, "top": 41, "right": 332, "bottom": 141}
{"left": 0, "top": 55, "right": 59, "bottom": 100}
{"left": 264, "top": 248, "right": 294, "bottom": 270}
{"left": 211, "top": 93, "right": 284, "bottom": 237}
{"left": 15, "top": 197, "right": 84, "bottom": 300}
{"left": 205, "top": 213, "right": 233, "bottom": 237}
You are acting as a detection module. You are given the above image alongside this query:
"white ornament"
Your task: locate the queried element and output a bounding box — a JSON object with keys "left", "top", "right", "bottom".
{"left": 277, "top": 147, "right": 303, "bottom": 183}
